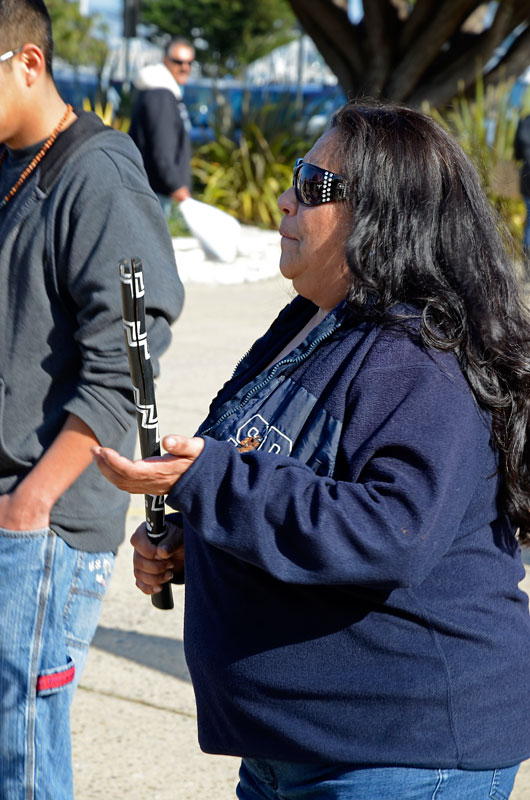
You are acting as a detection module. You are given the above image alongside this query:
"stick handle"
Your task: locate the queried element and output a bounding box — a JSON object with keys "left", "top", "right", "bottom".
{"left": 143, "top": 494, "right": 174, "bottom": 611}
{"left": 119, "top": 257, "right": 174, "bottom": 610}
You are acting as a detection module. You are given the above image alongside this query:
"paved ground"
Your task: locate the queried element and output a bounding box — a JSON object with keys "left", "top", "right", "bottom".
{"left": 71, "top": 270, "right": 530, "bottom": 799}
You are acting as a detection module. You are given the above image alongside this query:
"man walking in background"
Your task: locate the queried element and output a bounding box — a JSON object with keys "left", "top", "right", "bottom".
{"left": 0, "top": 1, "right": 184, "bottom": 797}
{"left": 129, "top": 37, "right": 195, "bottom": 216}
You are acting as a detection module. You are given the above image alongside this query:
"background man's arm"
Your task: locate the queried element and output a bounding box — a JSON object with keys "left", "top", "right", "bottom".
{"left": 142, "top": 90, "right": 191, "bottom": 197}
{"left": 170, "top": 186, "right": 191, "bottom": 202}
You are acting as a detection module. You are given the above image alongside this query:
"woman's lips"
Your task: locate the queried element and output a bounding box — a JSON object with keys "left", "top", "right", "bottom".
{"left": 279, "top": 228, "right": 297, "bottom": 241}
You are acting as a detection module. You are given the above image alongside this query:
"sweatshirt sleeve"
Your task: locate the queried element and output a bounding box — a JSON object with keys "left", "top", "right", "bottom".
{"left": 50, "top": 138, "right": 184, "bottom": 448}
{"left": 167, "top": 361, "right": 493, "bottom": 589}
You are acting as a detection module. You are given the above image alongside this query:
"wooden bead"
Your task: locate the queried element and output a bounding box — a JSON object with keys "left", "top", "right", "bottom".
{"left": 0, "top": 104, "right": 72, "bottom": 210}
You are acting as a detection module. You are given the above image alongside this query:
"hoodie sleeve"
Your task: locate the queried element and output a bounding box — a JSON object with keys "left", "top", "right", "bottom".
{"left": 166, "top": 358, "right": 493, "bottom": 590}
{"left": 49, "top": 134, "right": 184, "bottom": 449}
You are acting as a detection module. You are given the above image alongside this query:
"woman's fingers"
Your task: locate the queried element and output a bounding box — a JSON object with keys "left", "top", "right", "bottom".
{"left": 130, "top": 522, "right": 157, "bottom": 556}
{"left": 92, "top": 435, "right": 205, "bottom": 496}
{"left": 133, "top": 549, "right": 177, "bottom": 593}
{"left": 92, "top": 447, "right": 179, "bottom": 494}
{"left": 135, "top": 570, "right": 176, "bottom": 595}
{"left": 133, "top": 551, "right": 174, "bottom": 575}
{"left": 130, "top": 519, "right": 184, "bottom": 594}
{"left": 131, "top": 518, "right": 183, "bottom": 557}
{"left": 162, "top": 434, "right": 205, "bottom": 460}
{"left": 134, "top": 552, "right": 184, "bottom": 594}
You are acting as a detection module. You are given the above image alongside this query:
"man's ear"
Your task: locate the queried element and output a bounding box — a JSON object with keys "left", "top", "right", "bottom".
{"left": 19, "top": 44, "right": 46, "bottom": 87}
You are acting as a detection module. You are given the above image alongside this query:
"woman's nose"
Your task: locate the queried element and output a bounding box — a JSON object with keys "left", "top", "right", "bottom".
{"left": 277, "top": 185, "right": 297, "bottom": 215}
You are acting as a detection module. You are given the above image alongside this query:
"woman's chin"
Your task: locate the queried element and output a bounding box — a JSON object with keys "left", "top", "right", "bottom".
{"left": 278, "top": 258, "right": 298, "bottom": 282}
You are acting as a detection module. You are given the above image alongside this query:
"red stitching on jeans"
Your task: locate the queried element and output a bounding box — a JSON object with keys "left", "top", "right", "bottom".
{"left": 37, "top": 664, "right": 75, "bottom": 692}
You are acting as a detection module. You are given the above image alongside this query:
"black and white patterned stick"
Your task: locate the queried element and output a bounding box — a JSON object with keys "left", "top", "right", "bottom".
{"left": 119, "top": 257, "right": 174, "bottom": 610}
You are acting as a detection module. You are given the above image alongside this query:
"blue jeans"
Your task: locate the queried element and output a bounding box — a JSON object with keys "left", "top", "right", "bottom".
{"left": 237, "top": 758, "right": 520, "bottom": 799}
{"left": 0, "top": 527, "right": 114, "bottom": 799}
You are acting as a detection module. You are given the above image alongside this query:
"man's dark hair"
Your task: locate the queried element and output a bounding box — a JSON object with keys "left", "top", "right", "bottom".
{"left": 0, "top": 0, "right": 53, "bottom": 75}
{"left": 164, "top": 37, "right": 194, "bottom": 57}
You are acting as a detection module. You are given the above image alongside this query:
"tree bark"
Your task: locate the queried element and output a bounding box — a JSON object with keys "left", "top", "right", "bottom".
{"left": 362, "top": 0, "right": 400, "bottom": 94}
{"left": 288, "top": 0, "right": 364, "bottom": 94}
{"left": 407, "top": 0, "right": 520, "bottom": 107}
{"left": 286, "top": 0, "right": 530, "bottom": 108}
{"left": 385, "top": 0, "right": 478, "bottom": 100}
{"left": 486, "top": 24, "right": 530, "bottom": 87}
{"left": 399, "top": 0, "right": 450, "bottom": 53}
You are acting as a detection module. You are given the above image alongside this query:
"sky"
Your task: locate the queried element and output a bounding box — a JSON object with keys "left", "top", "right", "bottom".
{"left": 349, "top": 0, "right": 363, "bottom": 23}
{"left": 82, "top": 0, "right": 121, "bottom": 36}
{"left": 83, "top": 0, "right": 119, "bottom": 11}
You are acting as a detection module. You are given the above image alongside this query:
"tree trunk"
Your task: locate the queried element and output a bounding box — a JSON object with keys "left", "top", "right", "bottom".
{"left": 286, "top": 0, "right": 530, "bottom": 108}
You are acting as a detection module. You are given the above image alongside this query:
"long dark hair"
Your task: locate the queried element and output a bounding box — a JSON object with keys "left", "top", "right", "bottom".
{"left": 331, "top": 102, "right": 530, "bottom": 542}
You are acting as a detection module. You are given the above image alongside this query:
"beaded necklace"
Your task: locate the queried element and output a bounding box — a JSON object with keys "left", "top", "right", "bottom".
{"left": 0, "top": 103, "right": 72, "bottom": 210}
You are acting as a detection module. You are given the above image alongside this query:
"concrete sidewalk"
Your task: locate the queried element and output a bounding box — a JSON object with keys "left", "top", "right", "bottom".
{"left": 71, "top": 274, "right": 530, "bottom": 799}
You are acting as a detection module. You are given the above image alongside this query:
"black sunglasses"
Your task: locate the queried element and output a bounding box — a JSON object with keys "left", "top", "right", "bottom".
{"left": 168, "top": 57, "right": 193, "bottom": 66}
{"left": 293, "top": 158, "right": 348, "bottom": 207}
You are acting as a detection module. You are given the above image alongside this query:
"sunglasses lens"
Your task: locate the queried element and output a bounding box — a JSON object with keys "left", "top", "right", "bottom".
{"left": 297, "top": 164, "right": 324, "bottom": 206}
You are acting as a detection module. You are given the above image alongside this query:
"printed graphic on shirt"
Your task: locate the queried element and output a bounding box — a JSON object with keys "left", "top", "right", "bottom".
{"left": 205, "top": 377, "right": 342, "bottom": 477}
{"left": 229, "top": 414, "right": 293, "bottom": 456}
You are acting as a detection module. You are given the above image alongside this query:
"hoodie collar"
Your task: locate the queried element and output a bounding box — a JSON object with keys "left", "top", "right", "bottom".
{"left": 133, "top": 63, "right": 183, "bottom": 100}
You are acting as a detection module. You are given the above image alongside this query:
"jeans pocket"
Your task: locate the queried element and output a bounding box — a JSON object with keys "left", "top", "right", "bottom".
{"left": 37, "top": 656, "right": 75, "bottom": 696}
{"left": 489, "top": 765, "right": 520, "bottom": 800}
{"left": 0, "top": 525, "right": 50, "bottom": 537}
{"left": 63, "top": 549, "right": 114, "bottom": 649}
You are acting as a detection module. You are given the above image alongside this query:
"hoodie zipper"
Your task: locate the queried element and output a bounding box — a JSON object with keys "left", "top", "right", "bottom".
{"left": 200, "top": 324, "right": 339, "bottom": 436}
{"left": 231, "top": 345, "right": 254, "bottom": 380}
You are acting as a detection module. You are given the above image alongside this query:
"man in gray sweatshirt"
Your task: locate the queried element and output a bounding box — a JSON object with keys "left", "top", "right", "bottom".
{"left": 0, "top": 1, "right": 184, "bottom": 797}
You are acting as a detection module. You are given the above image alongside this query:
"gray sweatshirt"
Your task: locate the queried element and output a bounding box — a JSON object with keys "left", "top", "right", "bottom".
{"left": 0, "top": 112, "right": 184, "bottom": 552}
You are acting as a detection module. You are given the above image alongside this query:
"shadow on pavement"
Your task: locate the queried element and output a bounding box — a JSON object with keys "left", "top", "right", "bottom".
{"left": 92, "top": 626, "right": 191, "bottom": 682}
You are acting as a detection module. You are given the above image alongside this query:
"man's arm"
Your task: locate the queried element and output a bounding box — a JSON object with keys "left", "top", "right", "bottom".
{"left": 56, "top": 140, "right": 184, "bottom": 454}
{"left": 170, "top": 186, "right": 191, "bottom": 203}
{"left": 141, "top": 90, "right": 191, "bottom": 196}
{"left": 0, "top": 414, "right": 98, "bottom": 531}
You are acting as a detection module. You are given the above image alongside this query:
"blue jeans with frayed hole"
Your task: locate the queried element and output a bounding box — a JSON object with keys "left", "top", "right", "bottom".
{"left": 0, "top": 528, "right": 113, "bottom": 799}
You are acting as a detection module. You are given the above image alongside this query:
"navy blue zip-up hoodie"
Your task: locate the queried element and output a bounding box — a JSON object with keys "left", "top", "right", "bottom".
{"left": 167, "top": 295, "right": 530, "bottom": 769}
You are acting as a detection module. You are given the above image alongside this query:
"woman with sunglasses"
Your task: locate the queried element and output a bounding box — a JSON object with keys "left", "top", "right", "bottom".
{"left": 94, "top": 102, "right": 530, "bottom": 799}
